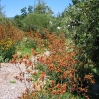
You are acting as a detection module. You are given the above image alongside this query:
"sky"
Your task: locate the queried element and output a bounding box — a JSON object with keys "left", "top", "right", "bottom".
{"left": 1, "top": 0, "right": 72, "bottom": 17}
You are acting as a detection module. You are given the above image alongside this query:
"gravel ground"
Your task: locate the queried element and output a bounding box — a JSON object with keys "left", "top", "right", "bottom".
{"left": 0, "top": 63, "right": 27, "bottom": 99}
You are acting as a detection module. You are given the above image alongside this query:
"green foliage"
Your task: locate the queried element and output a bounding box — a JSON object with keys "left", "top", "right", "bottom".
{"left": 72, "top": 0, "right": 81, "bottom": 5}
{"left": 13, "top": 1, "right": 53, "bottom": 32}
{"left": 21, "top": 7, "right": 27, "bottom": 17}
{"left": 0, "top": 16, "right": 13, "bottom": 25}
{"left": 13, "top": 15, "right": 23, "bottom": 28}
{"left": 0, "top": 44, "right": 16, "bottom": 62}
{"left": 13, "top": 5, "right": 33, "bottom": 29}
{"left": 21, "top": 13, "right": 50, "bottom": 31}
{"left": 28, "top": 5, "right": 33, "bottom": 14}
{"left": 0, "top": 53, "right": 3, "bottom": 62}
{"left": 0, "top": 0, "right": 5, "bottom": 17}
{"left": 0, "top": 17, "right": 20, "bottom": 62}
{"left": 67, "top": 0, "right": 99, "bottom": 67}
{"left": 16, "top": 40, "right": 34, "bottom": 56}
{"left": 36, "top": 64, "right": 45, "bottom": 72}
{"left": 34, "top": 2, "right": 53, "bottom": 14}
{"left": 9, "top": 80, "right": 16, "bottom": 84}
{"left": 25, "top": 39, "right": 36, "bottom": 49}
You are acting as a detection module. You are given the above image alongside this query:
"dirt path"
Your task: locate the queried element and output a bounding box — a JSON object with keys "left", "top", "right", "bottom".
{"left": 0, "top": 63, "right": 27, "bottom": 99}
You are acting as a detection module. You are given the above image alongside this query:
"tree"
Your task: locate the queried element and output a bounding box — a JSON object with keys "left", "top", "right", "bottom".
{"left": 34, "top": 1, "right": 53, "bottom": 14}
{"left": 28, "top": 5, "right": 33, "bottom": 14}
{"left": 13, "top": 15, "right": 23, "bottom": 28}
{"left": 0, "top": 0, "right": 5, "bottom": 16}
{"left": 67, "top": 0, "right": 99, "bottom": 67}
{"left": 21, "top": 7, "right": 27, "bottom": 17}
{"left": 85, "top": 0, "right": 99, "bottom": 65}
{"left": 72, "top": 0, "right": 81, "bottom": 5}
{"left": 21, "top": 13, "right": 50, "bottom": 31}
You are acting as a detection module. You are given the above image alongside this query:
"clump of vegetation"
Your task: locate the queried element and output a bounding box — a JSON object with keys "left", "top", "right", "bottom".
{"left": 0, "top": 22, "right": 24, "bottom": 62}
{"left": 1, "top": 0, "right": 99, "bottom": 98}
{"left": 10, "top": 31, "right": 95, "bottom": 99}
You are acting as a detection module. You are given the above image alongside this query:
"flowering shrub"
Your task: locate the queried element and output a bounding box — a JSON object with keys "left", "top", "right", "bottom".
{"left": 0, "top": 23, "right": 24, "bottom": 62}
{"left": 10, "top": 30, "right": 95, "bottom": 99}
{"left": 24, "top": 30, "right": 45, "bottom": 48}
{"left": 0, "top": 38, "right": 16, "bottom": 62}
{"left": 35, "top": 32, "right": 95, "bottom": 98}
{"left": 0, "top": 23, "right": 24, "bottom": 42}
{"left": 0, "top": 38, "right": 14, "bottom": 50}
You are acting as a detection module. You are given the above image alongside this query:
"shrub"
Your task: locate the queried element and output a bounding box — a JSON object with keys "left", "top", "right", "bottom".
{"left": 0, "top": 20, "right": 24, "bottom": 62}
{"left": 36, "top": 32, "right": 95, "bottom": 98}
{"left": 0, "top": 38, "right": 16, "bottom": 62}
{"left": 11, "top": 31, "right": 95, "bottom": 99}
{"left": 21, "top": 13, "right": 50, "bottom": 32}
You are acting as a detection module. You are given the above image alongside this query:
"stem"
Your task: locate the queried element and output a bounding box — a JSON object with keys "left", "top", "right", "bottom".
{"left": 15, "top": 63, "right": 28, "bottom": 89}
{"left": 0, "top": 62, "right": 1, "bottom": 70}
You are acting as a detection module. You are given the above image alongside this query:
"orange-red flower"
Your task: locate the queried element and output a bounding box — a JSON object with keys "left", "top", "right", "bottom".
{"left": 51, "top": 80, "right": 55, "bottom": 86}
{"left": 31, "top": 71, "right": 37, "bottom": 75}
{"left": 13, "top": 54, "right": 17, "bottom": 60}
{"left": 25, "top": 54, "right": 29, "bottom": 59}
{"left": 56, "top": 83, "right": 61, "bottom": 89}
{"left": 31, "top": 48, "right": 37, "bottom": 56}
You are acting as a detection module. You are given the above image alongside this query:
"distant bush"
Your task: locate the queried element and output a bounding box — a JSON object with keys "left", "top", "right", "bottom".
{"left": 21, "top": 13, "right": 50, "bottom": 32}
